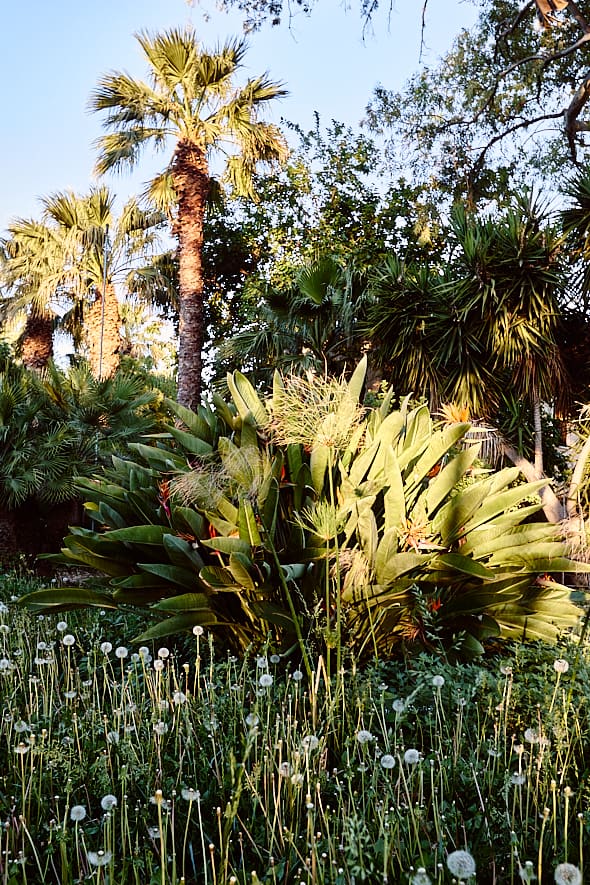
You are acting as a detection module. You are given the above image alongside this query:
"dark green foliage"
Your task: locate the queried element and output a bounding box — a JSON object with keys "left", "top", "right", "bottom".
{"left": 23, "top": 361, "right": 587, "bottom": 660}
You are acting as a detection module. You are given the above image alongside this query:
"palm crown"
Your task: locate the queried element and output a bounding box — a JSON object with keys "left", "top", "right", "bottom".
{"left": 90, "top": 27, "right": 288, "bottom": 407}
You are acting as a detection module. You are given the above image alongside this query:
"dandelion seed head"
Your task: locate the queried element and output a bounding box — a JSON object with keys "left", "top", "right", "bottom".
{"left": 259, "top": 673, "right": 273, "bottom": 687}
{"left": 446, "top": 850, "right": 476, "bottom": 879}
{"left": 56, "top": 621, "right": 68, "bottom": 632}
{"left": 157, "top": 647, "right": 170, "bottom": 659}
{"left": 554, "top": 659, "right": 569, "bottom": 674}
{"left": 270, "top": 654, "right": 281, "bottom": 664}
{"left": 100, "top": 642, "right": 112, "bottom": 654}
{"left": 380, "top": 754, "right": 396, "bottom": 769}
{"left": 173, "top": 691, "right": 187, "bottom": 705}
{"left": 356, "top": 730, "right": 373, "bottom": 745}
{"left": 291, "top": 669, "right": 304, "bottom": 682}
{"left": 404, "top": 748, "right": 421, "bottom": 765}
{"left": 245, "top": 713, "right": 259, "bottom": 728}
{"left": 256, "top": 656, "right": 268, "bottom": 669}
{"left": 279, "top": 762, "right": 292, "bottom": 777}
{"left": 115, "top": 646, "right": 128, "bottom": 659}
{"left": 192, "top": 625, "right": 204, "bottom": 636}
{"left": 62, "top": 634, "right": 75, "bottom": 647}
{"left": 302, "top": 735, "right": 319, "bottom": 751}
{"left": 181, "top": 787, "right": 200, "bottom": 801}
{"left": 392, "top": 699, "right": 406, "bottom": 713}
{"left": 87, "top": 850, "right": 112, "bottom": 867}
{"left": 411, "top": 869, "right": 432, "bottom": 885}
{"left": 70, "top": 805, "right": 87, "bottom": 822}
{"left": 511, "top": 773, "right": 526, "bottom": 786}
{"left": 14, "top": 742, "right": 30, "bottom": 755}
{"left": 153, "top": 721, "right": 168, "bottom": 736}
{"left": 524, "top": 728, "right": 540, "bottom": 744}
{"left": 554, "top": 862, "right": 582, "bottom": 885}
{"left": 101, "top": 795, "right": 117, "bottom": 811}
{"left": 154, "top": 659, "right": 165, "bottom": 671}
{"left": 432, "top": 675, "right": 445, "bottom": 688}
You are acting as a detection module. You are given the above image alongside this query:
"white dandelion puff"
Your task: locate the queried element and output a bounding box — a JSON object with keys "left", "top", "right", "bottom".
{"left": 404, "top": 748, "right": 421, "bottom": 765}
{"left": 192, "top": 625, "right": 204, "bottom": 636}
{"left": 181, "top": 787, "right": 200, "bottom": 801}
{"left": 302, "top": 735, "right": 320, "bottom": 751}
{"left": 100, "top": 795, "right": 118, "bottom": 811}
{"left": 356, "top": 730, "right": 373, "bottom": 744}
{"left": 62, "top": 634, "right": 75, "bottom": 647}
{"left": 70, "top": 805, "right": 87, "bottom": 822}
{"left": 259, "top": 673, "right": 273, "bottom": 688}
{"left": 554, "top": 659, "right": 569, "bottom": 674}
{"left": 432, "top": 675, "right": 445, "bottom": 688}
{"left": 115, "top": 646, "right": 128, "bottom": 659}
{"left": 380, "top": 754, "right": 396, "bottom": 769}
{"left": 100, "top": 641, "right": 112, "bottom": 654}
{"left": 56, "top": 621, "right": 68, "bottom": 632}
{"left": 87, "top": 850, "right": 112, "bottom": 867}
{"left": 446, "top": 850, "right": 476, "bottom": 879}
{"left": 554, "top": 863, "right": 582, "bottom": 885}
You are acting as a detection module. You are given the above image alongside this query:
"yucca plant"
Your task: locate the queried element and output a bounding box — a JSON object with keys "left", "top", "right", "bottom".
{"left": 22, "top": 359, "right": 588, "bottom": 661}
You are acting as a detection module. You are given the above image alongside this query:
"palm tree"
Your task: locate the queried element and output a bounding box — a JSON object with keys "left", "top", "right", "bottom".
{"left": 90, "top": 27, "right": 288, "bottom": 408}
{"left": 217, "top": 255, "right": 366, "bottom": 386}
{"left": 1, "top": 188, "right": 171, "bottom": 377}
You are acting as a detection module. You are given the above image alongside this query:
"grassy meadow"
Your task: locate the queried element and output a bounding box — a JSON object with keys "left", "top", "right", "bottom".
{"left": 0, "top": 572, "right": 588, "bottom": 884}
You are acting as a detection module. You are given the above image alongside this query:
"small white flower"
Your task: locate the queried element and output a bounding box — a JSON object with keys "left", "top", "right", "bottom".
{"left": 404, "top": 748, "right": 421, "bottom": 765}
{"left": 554, "top": 659, "right": 569, "bottom": 674}
{"left": 70, "top": 805, "right": 87, "bottom": 822}
{"left": 554, "top": 863, "right": 582, "bottom": 885}
{"left": 392, "top": 699, "right": 406, "bottom": 714}
{"left": 87, "top": 850, "right": 112, "bottom": 867}
{"left": 356, "top": 730, "right": 373, "bottom": 744}
{"left": 173, "top": 691, "right": 187, "bottom": 705}
{"left": 270, "top": 654, "right": 281, "bottom": 664}
{"left": 432, "top": 675, "right": 445, "bottom": 688}
{"left": 100, "top": 642, "right": 112, "bottom": 655}
{"left": 138, "top": 646, "right": 150, "bottom": 657}
{"left": 245, "top": 713, "right": 259, "bottom": 728}
{"left": 192, "top": 625, "right": 204, "bottom": 636}
{"left": 291, "top": 669, "right": 304, "bottom": 682}
{"left": 256, "top": 656, "right": 268, "bottom": 669}
{"left": 56, "top": 621, "right": 68, "bottom": 632}
{"left": 259, "top": 673, "right": 273, "bottom": 687}
{"left": 115, "top": 646, "right": 128, "bottom": 659}
{"left": 181, "top": 787, "right": 200, "bottom": 801}
{"left": 446, "top": 849, "right": 476, "bottom": 879}
{"left": 153, "top": 721, "right": 168, "bottom": 736}
{"left": 100, "top": 795, "right": 118, "bottom": 811}
{"left": 62, "top": 635, "right": 75, "bottom": 647}
{"left": 14, "top": 720, "right": 30, "bottom": 734}
{"left": 157, "top": 647, "right": 170, "bottom": 659}
{"left": 380, "top": 754, "right": 396, "bottom": 769}
{"left": 301, "top": 735, "right": 320, "bottom": 751}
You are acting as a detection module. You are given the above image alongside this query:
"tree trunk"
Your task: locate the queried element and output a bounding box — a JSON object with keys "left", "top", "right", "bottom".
{"left": 85, "top": 282, "right": 121, "bottom": 378}
{"left": 19, "top": 312, "right": 54, "bottom": 371}
{"left": 173, "top": 140, "right": 209, "bottom": 410}
{"left": 501, "top": 440, "right": 566, "bottom": 524}
{"left": 533, "top": 397, "right": 544, "bottom": 478}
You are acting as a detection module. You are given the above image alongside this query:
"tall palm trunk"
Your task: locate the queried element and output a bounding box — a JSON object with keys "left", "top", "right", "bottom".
{"left": 20, "top": 312, "right": 54, "bottom": 370}
{"left": 173, "top": 141, "right": 209, "bottom": 410}
{"left": 85, "top": 282, "right": 121, "bottom": 378}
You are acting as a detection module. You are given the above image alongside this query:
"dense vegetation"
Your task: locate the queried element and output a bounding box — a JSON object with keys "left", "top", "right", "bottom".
{"left": 4, "top": 3, "right": 590, "bottom": 882}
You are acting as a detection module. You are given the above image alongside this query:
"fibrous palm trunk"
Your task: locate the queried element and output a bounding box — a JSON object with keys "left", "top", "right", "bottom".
{"left": 85, "top": 282, "right": 121, "bottom": 378}
{"left": 173, "top": 140, "right": 209, "bottom": 410}
{"left": 20, "top": 312, "right": 54, "bottom": 371}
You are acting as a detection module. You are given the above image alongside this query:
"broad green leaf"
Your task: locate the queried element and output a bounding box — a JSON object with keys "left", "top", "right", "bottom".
{"left": 199, "top": 565, "right": 243, "bottom": 591}
{"left": 426, "top": 445, "right": 480, "bottom": 517}
{"left": 310, "top": 445, "right": 330, "bottom": 494}
{"left": 238, "top": 499, "right": 261, "bottom": 547}
{"left": 137, "top": 562, "right": 199, "bottom": 590}
{"left": 346, "top": 355, "right": 367, "bottom": 403}
{"left": 227, "top": 371, "right": 269, "bottom": 425}
{"left": 134, "top": 611, "right": 218, "bottom": 642}
{"left": 431, "top": 553, "right": 495, "bottom": 579}
{"left": 162, "top": 534, "right": 204, "bottom": 570}
{"left": 154, "top": 593, "right": 212, "bottom": 612}
{"left": 105, "top": 525, "right": 170, "bottom": 544}
{"left": 19, "top": 586, "right": 117, "bottom": 609}
{"left": 166, "top": 426, "right": 213, "bottom": 456}
{"left": 383, "top": 446, "right": 406, "bottom": 532}
{"left": 163, "top": 398, "right": 215, "bottom": 439}
{"left": 228, "top": 553, "right": 256, "bottom": 590}
{"left": 201, "top": 536, "right": 252, "bottom": 556}
{"left": 406, "top": 423, "right": 471, "bottom": 495}
{"left": 250, "top": 602, "right": 295, "bottom": 630}
{"left": 461, "top": 479, "right": 549, "bottom": 536}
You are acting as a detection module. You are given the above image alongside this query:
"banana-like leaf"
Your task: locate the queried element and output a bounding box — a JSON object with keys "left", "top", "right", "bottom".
{"left": 162, "top": 534, "right": 204, "bottom": 570}
{"left": 18, "top": 586, "right": 117, "bottom": 609}
{"left": 163, "top": 397, "right": 216, "bottom": 440}
{"left": 200, "top": 565, "right": 243, "bottom": 591}
{"left": 154, "top": 593, "right": 212, "bottom": 612}
{"left": 405, "top": 423, "right": 471, "bottom": 497}
{"left": 165, "top": 426, "right": 213, "bottom": 456}
{"left": 250, "top": 601, "right": 295, "bottom": 630}
{"left": 227, "top": 371, "right": 269, "bottom": 426}
{"left": 310, "top": 444, "right": 330, "bottom": 494}
{"left": 346, "top": 355, "right": 367, "bottom": 402}
{"left": 431, "top": 553, "right": 496, "bottom": 580}
{"left": 426, "top": 445, "right": 481, "bottom": 518}
{"left": 201, "top": 536, "right": 252, "bottom": 556}
{"left": 134, "top": 611, "right": 219, "bottom": 642}
{"left": 105, "top": 525, "right": 171, "bottom": 545}
{"left": 228, "top": 553, "right": 256, "bottom": 590}
{"left": 137, "top": 562, "right": 199, "bottom": 590}
{"left": 238, "top": 499, "right": 262, "bottom": 547}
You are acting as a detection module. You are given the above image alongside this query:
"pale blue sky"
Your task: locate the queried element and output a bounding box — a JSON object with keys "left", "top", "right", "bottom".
{"left": 0, "top": 0, "right": 477, "bottom": 234}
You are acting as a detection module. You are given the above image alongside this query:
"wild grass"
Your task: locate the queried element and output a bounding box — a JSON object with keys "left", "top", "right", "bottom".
{"left": 0, "top": 572, "right": 589, "bottom": 884}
